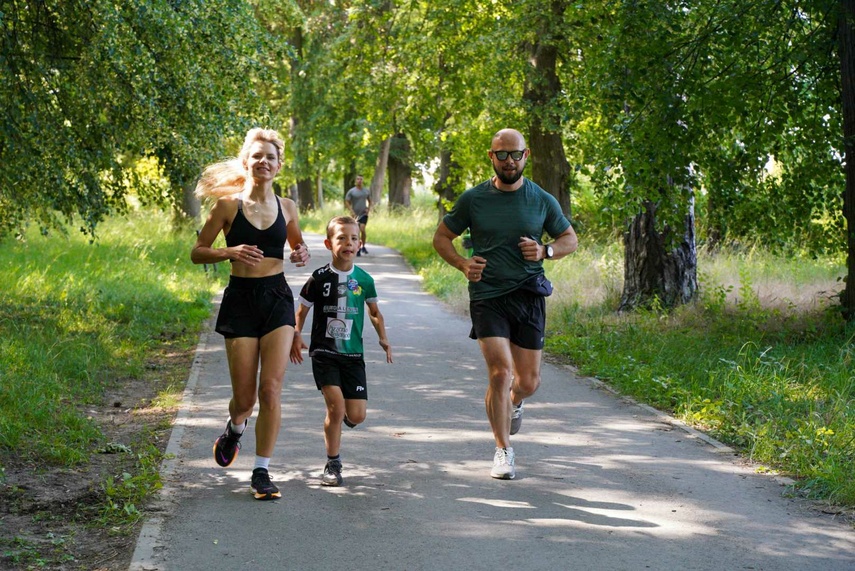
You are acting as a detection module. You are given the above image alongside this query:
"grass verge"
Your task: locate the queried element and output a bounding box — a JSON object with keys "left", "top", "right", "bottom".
{"left": 0, "top": 209, "right": 224, "bottom": 568}
{"left": 0, "top": 212, "right": 221, "bottom": 464}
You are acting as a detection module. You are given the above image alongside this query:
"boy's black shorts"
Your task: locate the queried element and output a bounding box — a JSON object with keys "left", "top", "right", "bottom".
{"left": 215, "top": 274, "right": 296, "bottom": 339}
{"left": 469, "top": 288, "right": 546, "bottom": 350}
{"left": 311, "top": 352, "right": 367, "bottom": 400}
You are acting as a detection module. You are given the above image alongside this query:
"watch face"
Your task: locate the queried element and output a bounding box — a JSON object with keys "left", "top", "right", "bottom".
{"left": 546, "top": 245, "right": 554, "bottom": 259}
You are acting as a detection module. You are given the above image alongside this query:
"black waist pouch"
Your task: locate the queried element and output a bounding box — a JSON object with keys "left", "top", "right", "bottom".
{"left": 519, "top": 273, "right": 553, "bottom": 297}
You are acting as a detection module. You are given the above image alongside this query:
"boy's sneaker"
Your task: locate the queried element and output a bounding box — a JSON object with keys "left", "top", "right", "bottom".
{"left": 213, "top": 419, "right": 244, "bottom": 467}
{"left": 491, "top": 447, "right": 515, "bottom": 480}
{"left": 321, "top": 459, "right": 343, "bottom": 487}
{"left": 361, "top": 247, "right": 368, "bottom": 255}
{"left": 343, "top": 414, "right": 357, "bottom": 428}
{"left": 250, "top": 468, "right": 281, "bottom": 500}
{"left": 510, "top": 400, "right": 525, "bottom": 435}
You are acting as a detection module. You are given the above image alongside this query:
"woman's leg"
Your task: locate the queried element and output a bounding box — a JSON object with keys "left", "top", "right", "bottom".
{"left": 224, "top": 337, "right": 261, "bottom": 425}
{"left": 254, "top": 325, "right": 294, "bottom": 458}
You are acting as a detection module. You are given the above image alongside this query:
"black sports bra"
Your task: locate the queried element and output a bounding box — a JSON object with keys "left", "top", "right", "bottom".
{"left": 225, "top": 198, "right": 288, "bottom": 260}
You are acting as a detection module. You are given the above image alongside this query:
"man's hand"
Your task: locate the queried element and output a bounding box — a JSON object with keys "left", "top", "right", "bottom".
{"left": 518, "top": 236, "right": 543, "bottom": 261}
{"left": 463, "top": 256, "right": 487, "bottom": 282}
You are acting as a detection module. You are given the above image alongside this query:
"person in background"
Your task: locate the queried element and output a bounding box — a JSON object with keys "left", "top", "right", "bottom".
{"left": 345, "top": 175, "right": 371, "bottom": 256}
{"left": 191, "top": 127, "right": 310, "bottom": 500}
{"left": 432, "top": 128, "right": 578, "bottom": 480}
{"left": 291, "top": 215, "right": 393, "bottom": 487}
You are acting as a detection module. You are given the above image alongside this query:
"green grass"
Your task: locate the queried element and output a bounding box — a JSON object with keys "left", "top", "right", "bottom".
{"left": 0, "top": 211, "right": 222, "bottom": 467}
{"left": 325, "top": 200, "right": 854, "bottom": 507}
{"left": 0, "top": 209, "right": 220, "bottom": 568}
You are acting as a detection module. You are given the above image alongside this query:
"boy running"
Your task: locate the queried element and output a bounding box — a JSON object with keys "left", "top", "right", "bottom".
{"left": 291, "top": 216, "right": 393, "bottom": 486}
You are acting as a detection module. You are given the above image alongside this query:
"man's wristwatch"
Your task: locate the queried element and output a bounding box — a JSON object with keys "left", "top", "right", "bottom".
{"left": 544, "top": 244, "right": 554, "bottom": 260}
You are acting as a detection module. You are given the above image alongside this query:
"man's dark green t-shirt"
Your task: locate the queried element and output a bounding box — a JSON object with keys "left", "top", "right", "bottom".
{"left": 442, "top": 178, "right": 571, "bottom": 301}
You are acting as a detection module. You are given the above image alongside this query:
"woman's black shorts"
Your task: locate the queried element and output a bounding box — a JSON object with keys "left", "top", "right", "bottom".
{"left": 215, "top": 274, "right": 296, "bottom": 339}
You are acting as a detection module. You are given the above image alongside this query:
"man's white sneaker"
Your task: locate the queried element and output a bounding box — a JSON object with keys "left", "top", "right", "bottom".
{"left": 510, "top": 400, "right": 524, "bottom": 435}
{"left": 491, "top": 447, "right": 515, "bottom": 480}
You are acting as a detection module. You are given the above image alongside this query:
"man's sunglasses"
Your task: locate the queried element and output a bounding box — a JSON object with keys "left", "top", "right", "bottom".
{"left": 492, "top": 150, "right": 526, "bottom": 161}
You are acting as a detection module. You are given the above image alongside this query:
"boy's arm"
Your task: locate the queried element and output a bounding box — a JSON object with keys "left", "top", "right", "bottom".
{"left": 290, "top": 303, "right": 311, "bottom": 364}
{"left": 366, "top": 301, "right": 392, "bottom": 363}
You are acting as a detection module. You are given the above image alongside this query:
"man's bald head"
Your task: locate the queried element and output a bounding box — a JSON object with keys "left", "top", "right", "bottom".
{"left": 492, "top": 129, "right": 526, "bottom": 149}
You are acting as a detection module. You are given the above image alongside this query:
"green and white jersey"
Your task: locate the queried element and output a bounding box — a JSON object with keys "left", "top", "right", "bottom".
{"left": 297, "top": 263, "right": 378, "bottom": 359}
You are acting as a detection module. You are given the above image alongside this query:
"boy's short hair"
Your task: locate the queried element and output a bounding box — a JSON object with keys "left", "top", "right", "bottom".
{"left": 327, "top": 215, "right": 360, "bottom": 238}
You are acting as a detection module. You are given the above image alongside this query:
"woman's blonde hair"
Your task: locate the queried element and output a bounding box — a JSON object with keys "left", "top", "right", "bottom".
{"left": 195, "top": 128, "right": 285, "bottom": 198}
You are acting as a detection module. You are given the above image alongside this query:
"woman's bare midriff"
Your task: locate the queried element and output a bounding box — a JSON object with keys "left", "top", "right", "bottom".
{"left": 230, "top": 257, "right": 285, "bottom": 278}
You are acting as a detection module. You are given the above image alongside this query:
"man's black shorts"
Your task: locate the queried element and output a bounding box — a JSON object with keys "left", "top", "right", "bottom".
{"left": 215, "top": 274, "right": 296, "bottom": 339}
{"left": 311, "top": 352, "right": 367, "bottom": 400}
{"left": 357, "top": 214, "right": 369, "bottom": 225}
{"left": 469, "top": 289, "right": 546, "bottom": 350}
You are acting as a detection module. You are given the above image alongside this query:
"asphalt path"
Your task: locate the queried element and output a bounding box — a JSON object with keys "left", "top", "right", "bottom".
{"left": 130, "top": 233, "right": 854, "bottom": 571}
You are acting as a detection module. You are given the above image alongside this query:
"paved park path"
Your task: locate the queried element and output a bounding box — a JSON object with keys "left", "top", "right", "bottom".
{"left": 130, "top": 233, "right": 854, "bottom": 571}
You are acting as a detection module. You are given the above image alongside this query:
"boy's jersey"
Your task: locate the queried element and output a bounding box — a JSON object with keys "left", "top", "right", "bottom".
{"left": 297, "top": 263, "right": 378, "bottom": 359}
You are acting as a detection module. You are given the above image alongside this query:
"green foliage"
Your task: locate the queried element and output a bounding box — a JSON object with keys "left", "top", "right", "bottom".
{"left": 261, "top": 0, "right": 527, "bottom": 192}
{"left": 572, "top": 0, "right": 846, "bottom": 255}
{"left": 1, "top": 533, "right": 75, "bottom": 569}
{"left": 98, "top": 430, "right": 165, "bottom": 525}
{"left": 4, "top": 1, "right": 851, "bottom": 267}
{"left": 0, "top": 209, "right": 220, "bottom": 465}
{"left": 0, "top": 0, "right": 275, "bottom": 237}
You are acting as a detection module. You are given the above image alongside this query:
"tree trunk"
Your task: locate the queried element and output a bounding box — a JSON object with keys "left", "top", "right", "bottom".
{"left": 179, "top": 182, "right": 200, "bottom": 220}
{"left": 289, "top": 25, "right": 314, "bottom": 212}
{"left": 387, "top": 133, "right": 411, "bottom": 210}
{"left": 289, "top": 109, "right": 313, "bottom": 210}
{"left": 370, "top": 138, "right": 390, "bottom": 208}
{"left": 620, "top": 199, "right": 698, "bottom": 311}
{"left": 434, "top": 147, "right": 462, "bottom": 221}
{"left": 704, "top": 188, "right": 723, "bottom": 251}
{"left": 344, "top": 160, "right": 357, "bottom": 203}
{"left": 171, "top": 182, "right": 199, "bottom": 229}
{"left": 528, "top": 126, "right": 572, "bottom": 216}
{"left": 295, "top": 178, "right": 314, "bottom": 211}
{"left": 839, "top": 0, "right": 855, "bottom": 321}
{"left": 316, "top": 174, "right": 324, "bottom": 209}
{"left": 523, "top": 0, "right": 573, "bottom": 217}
